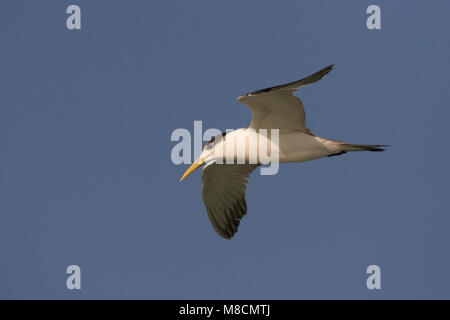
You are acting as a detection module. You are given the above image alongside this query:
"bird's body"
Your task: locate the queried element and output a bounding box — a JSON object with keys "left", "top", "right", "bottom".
{"left": 208, "top": 128, "right": 343, "bottom": 163}
{"left": 278, "top": 131, "right": 332, "bottom": 162}
{"left": 180, "top": 65, "right": 387, "bottom": 239}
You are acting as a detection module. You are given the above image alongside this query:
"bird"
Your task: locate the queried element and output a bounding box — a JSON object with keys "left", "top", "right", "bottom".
{"left": 180, "top": 65, "right": 387, "bottom": 239}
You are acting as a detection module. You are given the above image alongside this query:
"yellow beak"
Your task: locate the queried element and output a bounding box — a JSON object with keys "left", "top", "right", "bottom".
{"left": 179, "top": 158, "right": 205, "bottom": 182}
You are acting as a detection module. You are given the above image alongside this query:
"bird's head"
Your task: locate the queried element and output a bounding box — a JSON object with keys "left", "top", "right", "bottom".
{"left": 179, "top": 133, "right": 227, "bottom": 182}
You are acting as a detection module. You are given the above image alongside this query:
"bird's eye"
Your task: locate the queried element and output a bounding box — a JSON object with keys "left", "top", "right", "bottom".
{"left": 209, "top": 136, "right": 215, "bottom": 143}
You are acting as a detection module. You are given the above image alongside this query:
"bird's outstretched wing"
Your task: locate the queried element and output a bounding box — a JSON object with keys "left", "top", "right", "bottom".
{"left": 237, "top": 65, "right": 334, "bottom": 134}
{"left": 201, "top": 162, "right": 259, "bottom": 239}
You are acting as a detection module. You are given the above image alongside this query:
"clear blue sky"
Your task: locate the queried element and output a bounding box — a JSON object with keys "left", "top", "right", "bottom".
{"left": 1, "top": 0, "right": 449, "bottom": 299}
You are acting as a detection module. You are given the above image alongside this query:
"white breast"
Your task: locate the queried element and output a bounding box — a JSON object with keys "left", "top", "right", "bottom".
{"left": 210, "top": 129, "right": 331, "bottom": 164}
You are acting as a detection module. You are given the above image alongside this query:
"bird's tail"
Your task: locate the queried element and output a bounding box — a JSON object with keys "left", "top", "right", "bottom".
{"left": 316, "top": 137, "right": 389, "bottom": 156}
{"left": 340, "top": 143, "right": 388, "bottom": 152}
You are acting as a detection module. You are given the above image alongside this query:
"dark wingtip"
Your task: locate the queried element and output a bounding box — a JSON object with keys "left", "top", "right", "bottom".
{"left": 242, "top": 64, "right": 336, "bottom": 97}
{"left": 321, "top": 64, "right": 335, "bottom": 76}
